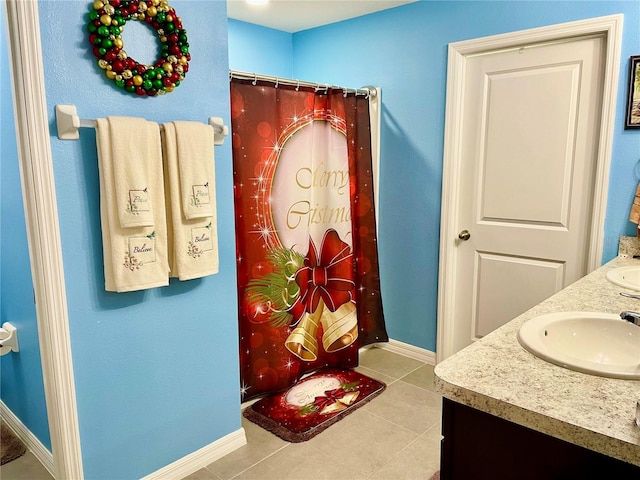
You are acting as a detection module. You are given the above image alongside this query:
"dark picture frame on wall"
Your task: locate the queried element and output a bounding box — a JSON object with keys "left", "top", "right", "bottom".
{"left": 625, "top": 55, "right": 640, "bottom": 129}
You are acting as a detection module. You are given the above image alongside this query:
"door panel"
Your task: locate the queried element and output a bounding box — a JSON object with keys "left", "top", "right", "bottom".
{"left": 473, "top": 252, "right": 564, "bottom": 338}
{"left": 481, "top": 63, "right": 580, "bottom": 226}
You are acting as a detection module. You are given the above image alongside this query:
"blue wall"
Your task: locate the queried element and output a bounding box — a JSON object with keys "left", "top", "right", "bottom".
{"left": 228, "top": 18, "right": 293, "bottom": 76}
{"left": 0, "top": 4, "right": 51, "bottom": 451}
{"left": 230, "top": 1, "right": 640, "bottom": 352}
{"left": 37, "top": 1, "right": 240, "bottom": 478}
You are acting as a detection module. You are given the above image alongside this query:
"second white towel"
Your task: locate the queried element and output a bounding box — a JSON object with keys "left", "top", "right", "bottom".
{"left": 162, "top": 122, "right": 219, "bottom": 280}
{"left": 174, "top": 120, "right": 217, "bottom": 220}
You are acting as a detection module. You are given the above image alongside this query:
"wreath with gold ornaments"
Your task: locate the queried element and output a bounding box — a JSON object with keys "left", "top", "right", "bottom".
{"left": 87, "top": 0, "right": 190, "bottom": 97}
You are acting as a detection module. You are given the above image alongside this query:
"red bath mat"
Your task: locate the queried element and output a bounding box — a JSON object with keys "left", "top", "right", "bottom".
{"left": 243, "top": 368, "right": 386, "bottom": 442}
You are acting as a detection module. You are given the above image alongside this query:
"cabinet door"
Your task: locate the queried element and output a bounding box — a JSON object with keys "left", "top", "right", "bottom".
{"left": 440, "top": 399, "right": 640, "bottom": 480}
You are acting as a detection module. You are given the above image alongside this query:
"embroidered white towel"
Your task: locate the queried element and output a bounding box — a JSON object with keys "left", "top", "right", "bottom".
{"left": 107, "top": 116, "right": 156, "bottom": 228}
{"left": 162, "top": 122, "right": 219, "bottom": 280}
{"left": 96, "top": 118, "right": 169, "bottom": 292}
{"left": 173, "top": 120, "right": 216, "bottom": 220}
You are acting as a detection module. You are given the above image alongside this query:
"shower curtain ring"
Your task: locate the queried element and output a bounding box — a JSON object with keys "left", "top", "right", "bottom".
{"left": 275, "top": 77, "right": 279, "bottom": 88}
{"left": 252, "top": 73, "right": 257, "bottom": 86}
{"left": 343, "top": 88, "right": 348, "bottom": 98}
{"left": 295, "top": 80, "right": 300, "bottom": 91}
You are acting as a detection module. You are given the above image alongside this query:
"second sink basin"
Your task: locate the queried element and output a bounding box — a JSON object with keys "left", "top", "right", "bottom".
{"left": 517, "top": 311, "right": 640, "bottom": 380}
{"left": 605, "top": 266, "right": 640, "bottom": 291}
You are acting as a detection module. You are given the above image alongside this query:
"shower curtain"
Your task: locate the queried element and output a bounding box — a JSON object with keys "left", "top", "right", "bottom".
{"left": 230, "top": 78, "right": 387, "bottom": 401}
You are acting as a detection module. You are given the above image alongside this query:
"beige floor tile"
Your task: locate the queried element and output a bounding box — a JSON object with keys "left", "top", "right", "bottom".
{"left": 181, "top": 467, "right": 222, "bottom": 480}
{"left": 0, "top": 451, "right": 54, "bottom": 480}
{"left": 369, "top": 423, "right": 442, "bottom": 480}
{"left": 364, "top": 380, "right": 442, "bottom": 434}
{"left": 419, "top": 421, "right": 443, "bottom": 467}
{"left": 401, "top": 363, "right": 437, "bottom": 392}
{"left": 204, "top": 416, "right": 288, "bottom": 480}
{"left": 359, "top": 347, "right": 425, "bottom": 379}
{"left": 305, "top": 408, "right": 419, "bottom": 477}
{"left": 354, "top": 364, "right": 397, "bottom": 386}
{"left": 233, "top": 442, "right": 366, "bottom": 480}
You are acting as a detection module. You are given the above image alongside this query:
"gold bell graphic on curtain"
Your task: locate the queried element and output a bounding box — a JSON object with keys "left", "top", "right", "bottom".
{"left": 285, "top": 303, "right": 324, "bottom": 361}
{"left": 320, "top": 301, "right": 359, "bottom": 353}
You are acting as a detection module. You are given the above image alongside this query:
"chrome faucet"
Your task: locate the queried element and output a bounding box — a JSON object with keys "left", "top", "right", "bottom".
{"left": 620, "top": 311, "right": 640, "bottom": 326}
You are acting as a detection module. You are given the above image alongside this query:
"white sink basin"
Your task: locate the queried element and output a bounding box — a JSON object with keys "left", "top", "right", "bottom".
{"left": 517, "top": 311, "right": 640, "bottom": 380}
{"left": 605, "top": 266, "right": 640, "bottom": 291}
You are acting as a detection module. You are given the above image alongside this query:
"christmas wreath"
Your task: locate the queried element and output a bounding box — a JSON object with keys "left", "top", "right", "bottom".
{"left": 87, "top": 0, "right": 190, "bottom": 97}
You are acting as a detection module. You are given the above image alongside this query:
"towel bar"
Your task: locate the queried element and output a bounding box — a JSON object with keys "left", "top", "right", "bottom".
{"left": 55, "top": 104, "right": 229, "bottom": 145}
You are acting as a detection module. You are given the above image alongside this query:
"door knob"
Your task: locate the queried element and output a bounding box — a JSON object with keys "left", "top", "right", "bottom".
{"left": 458, "top": 229, "right": 471, "bottom": 241}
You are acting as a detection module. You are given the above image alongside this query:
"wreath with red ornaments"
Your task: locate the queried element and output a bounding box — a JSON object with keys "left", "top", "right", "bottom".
{"left": 87, "top": 0, "right": 190, "bottom": 97}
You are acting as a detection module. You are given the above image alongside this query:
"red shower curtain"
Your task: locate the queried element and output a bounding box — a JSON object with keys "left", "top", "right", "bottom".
{"left": 230, "top": 78, "right": 387, "bottom": 401}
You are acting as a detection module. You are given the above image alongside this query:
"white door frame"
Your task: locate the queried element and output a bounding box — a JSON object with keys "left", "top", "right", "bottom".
{"left": 436, "top": 15, "right": 623, "bottom": 363}
{"left": 5, "top": 1, "right": 83, "bottom": 478}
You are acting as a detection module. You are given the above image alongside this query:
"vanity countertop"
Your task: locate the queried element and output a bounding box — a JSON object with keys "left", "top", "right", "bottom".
{"left": 434, "top": 256, "right": 640, "bottom": 467}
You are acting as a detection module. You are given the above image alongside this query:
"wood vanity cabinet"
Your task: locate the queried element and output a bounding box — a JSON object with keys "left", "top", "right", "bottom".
{"left": 440, "top": 398, "right": 640, "bottom": 480}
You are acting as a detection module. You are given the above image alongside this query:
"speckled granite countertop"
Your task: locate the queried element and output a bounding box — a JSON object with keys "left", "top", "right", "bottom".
{"left": 434, "top": 255, "right": 640, "bottom": 467}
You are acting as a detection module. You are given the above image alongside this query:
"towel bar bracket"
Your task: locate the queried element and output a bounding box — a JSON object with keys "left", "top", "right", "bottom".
{"left": 54, "top": 104, "right": 229, "bottom": 145}
{"left": 209, "top": 117, "right": 229, "bottom": 146}
{"left": 56, "top": 104, "right": 81, "bottom": 140}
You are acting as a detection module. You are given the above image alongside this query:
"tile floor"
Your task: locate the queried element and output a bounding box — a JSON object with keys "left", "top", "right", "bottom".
{"left": 1, "top": 347, "right": 442, "bottom": 480}
{"left": 1, "top": 450, "right": 55, "bottom": 480}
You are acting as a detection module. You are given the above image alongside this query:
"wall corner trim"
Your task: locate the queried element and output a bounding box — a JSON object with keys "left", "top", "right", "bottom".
{"left": 5, "top": 1, "right": 84, "bottom": 478}
{"left": 140, "top": 428, "right": 248, "bottom": 480}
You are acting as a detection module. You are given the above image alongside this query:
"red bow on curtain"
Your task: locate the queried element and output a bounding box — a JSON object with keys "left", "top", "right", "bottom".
{"left": 287, "top": 229, "right": 355, "bottom": 325}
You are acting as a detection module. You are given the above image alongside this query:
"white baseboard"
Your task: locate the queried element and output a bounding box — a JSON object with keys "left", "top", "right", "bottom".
{"left": 374, "top": 339, "right": 436, "bottom": 364}
{"left": 140, "top": 427, "right": 247, "bottom": 480}
{"left": 0, "top": 400, "right": 55, "bottom": 477}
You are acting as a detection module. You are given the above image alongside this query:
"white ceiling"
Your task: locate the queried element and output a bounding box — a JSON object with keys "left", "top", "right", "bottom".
{"left": 227, "top": 0, "right": 418, "bottom": 33}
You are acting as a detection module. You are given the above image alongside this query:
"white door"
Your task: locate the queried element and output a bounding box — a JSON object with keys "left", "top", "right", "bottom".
{"left": 438, "top": 16, "right": 623, "bottom": 360}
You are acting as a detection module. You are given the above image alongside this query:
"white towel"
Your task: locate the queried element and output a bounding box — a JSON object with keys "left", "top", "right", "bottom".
{"left": 174, "top": 121, "right": 217, "bottom": 220}
{"left": 162, "top": 122, "right": 219, "bottom": 280}
{"left": 96, "top": 118, "right": 169, "bottom": 292}
{"left": 108, "top": 116, "right": 156, "bottom": 228}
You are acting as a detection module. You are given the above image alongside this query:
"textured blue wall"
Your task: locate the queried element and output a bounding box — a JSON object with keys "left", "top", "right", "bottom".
{"left": 290, "top": 0, "right": 640, "bottom": 352}
{"left": 0, "top": 4, "right": 51, "bottom": 451}
{"left": 38, "top": 1, "right": 240, "bottom": 478}
{"left": 228, "top": 18, "right": 293, "bottom": 76}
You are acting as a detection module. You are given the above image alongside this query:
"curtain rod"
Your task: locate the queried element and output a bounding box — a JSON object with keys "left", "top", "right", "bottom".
{"left": 229, "top": 69, "right": 377, "bottom": 99}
